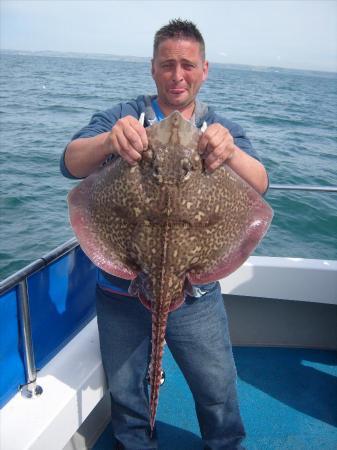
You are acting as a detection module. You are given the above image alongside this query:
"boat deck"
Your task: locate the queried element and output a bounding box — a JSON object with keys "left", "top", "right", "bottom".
{"left": 94, "top": 347, "right": 337, "bottom": 450}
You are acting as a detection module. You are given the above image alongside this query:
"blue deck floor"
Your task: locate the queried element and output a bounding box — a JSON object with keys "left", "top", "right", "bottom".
{"left": 94, "top": 347, "right": 337, "bottom": 450}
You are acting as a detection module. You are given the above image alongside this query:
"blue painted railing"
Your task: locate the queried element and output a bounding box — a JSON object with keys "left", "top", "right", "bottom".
{"left": 0, "top": 239, "right": 97, "bottom": 408}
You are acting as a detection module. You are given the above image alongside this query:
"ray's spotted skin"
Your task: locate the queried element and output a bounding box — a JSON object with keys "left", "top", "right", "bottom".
{"left": 67, "top": 111, "right": 273, "bottom": 432}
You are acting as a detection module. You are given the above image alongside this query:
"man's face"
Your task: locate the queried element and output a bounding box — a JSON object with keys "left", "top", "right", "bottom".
{"left": 151, "top": 38, "right": 208, "bottom": 111}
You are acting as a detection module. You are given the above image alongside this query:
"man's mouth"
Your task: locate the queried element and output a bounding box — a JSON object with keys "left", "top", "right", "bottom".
{"left": 169, "top": 88, "right": 186, "bottom": 95}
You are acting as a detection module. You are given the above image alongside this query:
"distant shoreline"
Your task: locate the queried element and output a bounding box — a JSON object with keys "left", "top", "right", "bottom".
{"left": 2, "top": 48, "right": 336, "bottom": 77}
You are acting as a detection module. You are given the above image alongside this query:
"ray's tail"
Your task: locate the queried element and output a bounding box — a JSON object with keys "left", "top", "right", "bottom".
{"left": 149, "top": 305, "right": 169, "bottom": 434}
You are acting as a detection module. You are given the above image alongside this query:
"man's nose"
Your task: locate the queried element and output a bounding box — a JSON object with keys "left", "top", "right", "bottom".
{"left": 173, "top": 65, "right": 183, "bottom": 82}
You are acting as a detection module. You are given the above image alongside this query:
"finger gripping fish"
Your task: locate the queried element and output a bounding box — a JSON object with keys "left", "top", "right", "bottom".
{"left": 67, "top": 111, "right": 273, "bottom": 433}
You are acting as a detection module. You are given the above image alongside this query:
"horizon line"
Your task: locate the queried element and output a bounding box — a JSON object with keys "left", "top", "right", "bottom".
{"left": 1, "top": 48, "right": 336, "bottom": 75}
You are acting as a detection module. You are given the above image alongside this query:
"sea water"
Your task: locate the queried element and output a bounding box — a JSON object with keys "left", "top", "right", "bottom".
{"left": 1, "top": 52, "right": 336, "bottom": 280}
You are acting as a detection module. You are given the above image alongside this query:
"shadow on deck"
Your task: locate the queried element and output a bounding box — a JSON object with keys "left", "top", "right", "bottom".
{"left": 94, "top": 347, "right": 337, "bottom": 450}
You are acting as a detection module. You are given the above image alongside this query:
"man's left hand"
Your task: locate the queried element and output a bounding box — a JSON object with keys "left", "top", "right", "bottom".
{"left": 198, "top": 124, "right": 236, "bottom": 172}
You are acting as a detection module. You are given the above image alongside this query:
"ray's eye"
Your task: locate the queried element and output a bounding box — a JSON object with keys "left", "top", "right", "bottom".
{"left": 153, "top": 166, "right": 160, "bottom": 177}
{"left": 181, "top": 158, "right": 192, "bottom": 176}
{"left": 143, "top": 148, "right": 153, "bottom": 162}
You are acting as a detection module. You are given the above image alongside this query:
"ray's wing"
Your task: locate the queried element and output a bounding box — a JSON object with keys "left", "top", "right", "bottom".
{"left": 174, "top": 164, "right": 273, "bottom": 285}
{"left": 67, "top": 159, "right": 145, "bottom": 280}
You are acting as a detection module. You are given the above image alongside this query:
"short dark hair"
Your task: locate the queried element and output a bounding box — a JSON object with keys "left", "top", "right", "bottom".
{"left": 153, "top": 19, "right": 205, "bottom": 60}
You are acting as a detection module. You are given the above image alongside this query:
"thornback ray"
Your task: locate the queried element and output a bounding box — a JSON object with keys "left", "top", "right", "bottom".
{"left": 67, "top": 111, "right": 273, "bottom": 433}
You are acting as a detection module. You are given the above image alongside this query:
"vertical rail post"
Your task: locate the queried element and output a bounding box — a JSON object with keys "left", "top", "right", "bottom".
{"left": 17, "top": 278, "right": 43, "bottom": 398}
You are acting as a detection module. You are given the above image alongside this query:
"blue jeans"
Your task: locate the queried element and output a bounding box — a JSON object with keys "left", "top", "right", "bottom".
{"left": 96, "top": 282, "right": 246, "bottom": 450}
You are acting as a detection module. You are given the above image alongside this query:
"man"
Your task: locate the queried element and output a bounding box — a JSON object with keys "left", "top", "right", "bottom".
{"left": 61, "top": 19, "right": 268, "bottom": 450}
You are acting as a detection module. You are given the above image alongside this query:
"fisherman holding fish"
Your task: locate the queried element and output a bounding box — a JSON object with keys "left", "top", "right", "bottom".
{"left": 61, "top": 19, "right": 269, "bottom": 450}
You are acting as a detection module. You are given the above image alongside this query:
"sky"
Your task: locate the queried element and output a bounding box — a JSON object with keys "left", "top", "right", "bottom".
{"left": 1, "top": 0, "right": 336, "bottom": 72}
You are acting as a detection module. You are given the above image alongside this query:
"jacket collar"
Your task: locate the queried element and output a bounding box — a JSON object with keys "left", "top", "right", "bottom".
{"left": 141, "top": 95, "right": 208, "bottom": 128}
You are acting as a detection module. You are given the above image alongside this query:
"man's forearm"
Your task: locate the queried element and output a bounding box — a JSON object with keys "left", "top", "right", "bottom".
{"left": 227, "top": 146, "right": 269, "bottom": 195}
{"left": 64, "top": 132, "right": 110, "bottom": 178}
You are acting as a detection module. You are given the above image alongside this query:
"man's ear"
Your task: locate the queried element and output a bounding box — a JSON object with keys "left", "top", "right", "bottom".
{"left": 202, "top": 60, "right": 209, "bottom": 82}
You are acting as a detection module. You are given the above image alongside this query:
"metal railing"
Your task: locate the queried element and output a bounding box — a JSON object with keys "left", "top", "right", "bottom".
{"left": 0, "top": 237, "right": 79, "bottom": 295}
{"left": 1, "top": 181, "right": 336, "bottom": 401}
{"left": 17, "top": 279, "right": 43, "bottom": 398}
{"left": 269, "top": 184, "right": 337, "bottom": 193}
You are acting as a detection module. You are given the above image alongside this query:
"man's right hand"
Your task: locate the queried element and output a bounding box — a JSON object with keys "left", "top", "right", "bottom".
{"left": 105, "top": 115, "right": 148, "bottom": 165}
